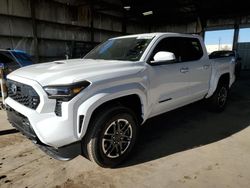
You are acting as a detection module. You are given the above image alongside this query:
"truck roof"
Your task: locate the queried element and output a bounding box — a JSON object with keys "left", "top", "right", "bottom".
{"left": 111, "top": 32, "right": 201, "bottom": 40}
{"left": 0, "top": 49, "right": 27, "bottom": 54}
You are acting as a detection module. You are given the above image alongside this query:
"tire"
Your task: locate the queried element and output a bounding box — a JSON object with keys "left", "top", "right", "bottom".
{"left": 207, "top": 82, "right": 229, "bottom": 112}
{"left": 84, "top": 105, "right": 138, "bottom": 168}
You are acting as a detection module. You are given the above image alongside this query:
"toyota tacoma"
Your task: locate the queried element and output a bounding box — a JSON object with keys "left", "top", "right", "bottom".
{"left": 5, "top": 33, "right": 235, "bottom": 167}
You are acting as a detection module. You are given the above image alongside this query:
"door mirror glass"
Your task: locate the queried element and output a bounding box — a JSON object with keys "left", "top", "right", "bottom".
{"left": 151, "top": 51, "right": 176, "bottom": 64}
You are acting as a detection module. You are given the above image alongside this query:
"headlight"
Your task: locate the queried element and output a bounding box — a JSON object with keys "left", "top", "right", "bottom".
{"left": 44, "top": 81, "right": 90, "bottom": 101}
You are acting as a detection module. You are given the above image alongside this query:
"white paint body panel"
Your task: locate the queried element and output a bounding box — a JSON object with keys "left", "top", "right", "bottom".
{"left": 5, "top": 33, "right": 235, "bottom": 148}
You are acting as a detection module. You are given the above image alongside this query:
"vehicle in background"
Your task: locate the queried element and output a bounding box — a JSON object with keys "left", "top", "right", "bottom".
{"left": 209, "top": 50, "right": 242, "bottom": 78}
{"left": 0, "top": 49, "right": 33, "bottom": 75}
{"left": 0, "top": 49, "right": 33, "bottom": 97}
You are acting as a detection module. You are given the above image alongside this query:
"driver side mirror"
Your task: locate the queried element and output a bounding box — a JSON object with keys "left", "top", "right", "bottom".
{"left": 150, "top": 51, "right": 176, "bottom": 65}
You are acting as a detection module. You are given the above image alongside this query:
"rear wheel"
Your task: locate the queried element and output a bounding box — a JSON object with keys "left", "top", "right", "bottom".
{"left": 84, "top": 106, "right": 138, "bottom": 168}
{"left": 208, "top": 82, "right": 229, "bottom": 112}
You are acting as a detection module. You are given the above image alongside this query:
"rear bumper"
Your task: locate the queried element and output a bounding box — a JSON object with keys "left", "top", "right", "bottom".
{"left": 6, "top": 106, "right": 82, "bottom": 161}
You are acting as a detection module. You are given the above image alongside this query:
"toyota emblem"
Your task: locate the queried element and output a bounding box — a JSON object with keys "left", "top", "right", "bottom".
{"left": 11, "top": 84, "right": 17, "bottom": 95}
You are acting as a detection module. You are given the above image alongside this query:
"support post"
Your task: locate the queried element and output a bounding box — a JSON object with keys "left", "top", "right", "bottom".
{"left": 0, "top": 67, "right": 7, "bottom": 105}
{"left": 196, "top": 16, "right": 206, "bottom": 39}
{"left": 122, "top": 10, "right": 127, "bottom": 34}
{"left": 233, "top": 22, "right": 240, "bottom": 51}
{"left": 30, "top": 0, "right": 39, "bottom": 63}
{"left": 90, "top": 1, "right": 94, "bottom": 43}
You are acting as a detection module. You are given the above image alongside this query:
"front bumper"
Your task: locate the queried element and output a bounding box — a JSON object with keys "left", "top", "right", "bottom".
{"left": 5, "top": 74, "right": 107, "bottom": 149}
{"left": 6, "top": 106, "right": 82, "bottom": 160}
{"left": 5, "top": 96, "right": 80, "bottom": 148}
{"left": 5, "top": 75, "right": 83, "bottom": 148}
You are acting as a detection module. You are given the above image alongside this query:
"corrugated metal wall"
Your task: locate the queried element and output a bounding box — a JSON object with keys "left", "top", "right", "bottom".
{"left": 238, "top": 42, "right": 250, "bottom": 69}
{"left": 3, "top": 0, "right": 244, "bottom": 64}
{"left": 0, "top": 0, "right": 150, "bottom": 63}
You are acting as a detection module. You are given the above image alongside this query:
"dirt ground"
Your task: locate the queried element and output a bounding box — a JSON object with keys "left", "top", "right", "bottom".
{"left": 1, "top": 73, "right": 250, "bottom": 188}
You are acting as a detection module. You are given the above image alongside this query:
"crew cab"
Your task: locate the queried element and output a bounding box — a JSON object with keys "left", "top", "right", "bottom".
{"left": 5, "top": 33, "right": 235, "bottom": 167}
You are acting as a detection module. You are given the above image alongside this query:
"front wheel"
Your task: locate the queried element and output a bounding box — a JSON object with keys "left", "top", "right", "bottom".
{"left": 85, "top": 106, "right": 138, "bottom": 168}
{"left": 207, "top": 83, "right": 229, "bottom": 112}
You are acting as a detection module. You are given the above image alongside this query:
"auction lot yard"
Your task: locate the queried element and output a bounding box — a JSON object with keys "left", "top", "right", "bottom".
{"left": 1, "top": 73, "right": 250, "bottom": 188}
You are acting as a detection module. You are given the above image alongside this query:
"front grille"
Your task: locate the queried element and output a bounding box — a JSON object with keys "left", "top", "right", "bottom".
{"left": 7, "top": 80, "right": 40, "bottom": 110}
{"left": 7, "top": 106, "right": 37, "bottom": 141}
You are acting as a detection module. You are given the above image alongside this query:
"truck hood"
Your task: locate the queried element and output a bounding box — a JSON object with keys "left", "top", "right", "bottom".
{"left": 9, "top": 59, "right": 144, "bottom": 86}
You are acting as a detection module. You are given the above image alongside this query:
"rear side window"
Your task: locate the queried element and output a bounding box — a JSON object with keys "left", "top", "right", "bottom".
{"left": 178, "top": 38, "right": 203, "bottom": 62}
{"left": 209, "top": 51, "right": 234, "bottom": 59}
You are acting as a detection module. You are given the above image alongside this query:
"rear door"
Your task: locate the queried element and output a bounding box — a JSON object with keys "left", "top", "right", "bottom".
{"left": 178, "top": 38, "right": 211, "bottom": 100}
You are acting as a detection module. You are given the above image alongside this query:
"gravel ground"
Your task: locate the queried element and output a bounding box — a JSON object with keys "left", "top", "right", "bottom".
{"left": 0, "top": 73, "right": 250, "bottom": 188}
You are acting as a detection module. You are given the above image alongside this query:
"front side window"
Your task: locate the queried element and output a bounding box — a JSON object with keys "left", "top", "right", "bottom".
{"left": 150, "top": 37, "right": 203, "bottom": 63}
{"left": 150, "top": 37, "right": 180, "bottom": 61}
{"left": 84, "top": 37, "right": 154, "bottom": 61}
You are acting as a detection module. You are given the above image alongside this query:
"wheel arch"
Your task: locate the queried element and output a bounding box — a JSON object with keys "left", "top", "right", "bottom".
{"left": 78, "top": 89, "right": 147, "bottom": 139}
{"left": 89, "top": 94, "right": 144, "bottom": 125}
{"left": 217, "top": 73, "right": 230, "bottom": 87}
{"left": 206, "top": 72, "right": 230, "bottom": 98}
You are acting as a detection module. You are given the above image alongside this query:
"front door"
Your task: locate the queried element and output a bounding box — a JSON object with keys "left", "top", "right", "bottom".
{"left": 148, "top": 37, "right": 190, "bottom": 117}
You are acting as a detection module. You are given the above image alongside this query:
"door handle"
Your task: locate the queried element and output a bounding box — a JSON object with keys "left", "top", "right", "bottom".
{"left": 180, "top": 67, "right": 189, "bottom": 73}
{"left": 203, "top": 65, "right": 210, "bottom": 69}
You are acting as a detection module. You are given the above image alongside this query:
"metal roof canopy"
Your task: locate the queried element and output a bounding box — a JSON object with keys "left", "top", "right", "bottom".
{"left": 54, "top": 0, "right": 250, "bottom": 25}
{"left": 52, "top": 0, "right": 250, "bottom": 60}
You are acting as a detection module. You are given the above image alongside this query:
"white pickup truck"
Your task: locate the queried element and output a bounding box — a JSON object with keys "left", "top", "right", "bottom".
{"left": 5, "top": 33, "right": 235, "bottom": 167}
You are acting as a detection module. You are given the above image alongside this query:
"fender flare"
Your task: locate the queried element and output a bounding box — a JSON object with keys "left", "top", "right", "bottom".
{"left": 206, "top": 71, "right": 230, "bottom": 98}
{"left": 76, "top": 83, "right": 148, "bottom": 138}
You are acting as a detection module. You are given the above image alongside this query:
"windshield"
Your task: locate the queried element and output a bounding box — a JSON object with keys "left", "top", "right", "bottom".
{"left": 12, "top": 51, "right": 33, "bottom": 65}
{"left": 209, "top": 51, "right": 234, "bottom": 59}
{"left": 84, "top": 37, "right": 154, "bottom": 61}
